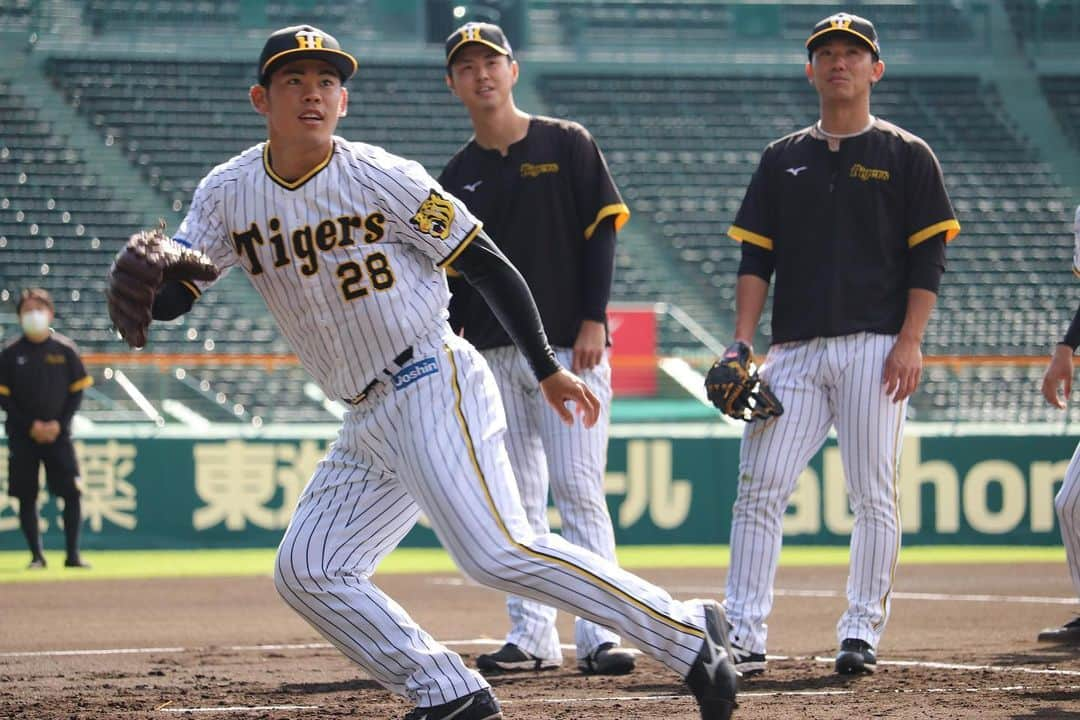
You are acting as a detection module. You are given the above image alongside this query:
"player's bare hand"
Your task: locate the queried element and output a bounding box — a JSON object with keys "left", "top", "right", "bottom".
{"left": 883, "top": 335, "right": 922, "bottom": 403}
{"left": 540, "top": 369, "right": 601, "bottom": 427}
{"left": 572, "top": 320, "right": 606, "bottom": 373}
{"left": 29, "top": 420, "right": 57, "bottom": 444}
{"left": 1042, "top": 344, "right": 1074, "bottom": 409}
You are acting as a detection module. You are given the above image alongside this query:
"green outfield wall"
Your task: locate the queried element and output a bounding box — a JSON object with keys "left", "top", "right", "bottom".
{"left": 0, "top": 430, "right": 1075, "bottom": 550}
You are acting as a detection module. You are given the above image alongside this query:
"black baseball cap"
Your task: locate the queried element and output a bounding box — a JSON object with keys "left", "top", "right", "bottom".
{"left": 806, "top": 13, "right": 881, "bottom": 59}
{"left": 445, "top": 22, "right": 513, "bottom": 66}
{"left": 258, "top": 25, "right": 358, "bottom": 85}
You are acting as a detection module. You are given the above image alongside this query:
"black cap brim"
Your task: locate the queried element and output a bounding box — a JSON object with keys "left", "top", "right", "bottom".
{"left": 260, "top": 48, "right": 357, "bottom": 84}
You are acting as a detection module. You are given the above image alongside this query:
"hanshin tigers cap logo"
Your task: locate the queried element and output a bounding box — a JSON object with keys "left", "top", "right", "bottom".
{"left": 445, "top": 22, "right": 513, "bottom": 66}
{"left": 258, "top": 25, "right": 358, "bottom": 85}
{"left": 806, "top": 13, "right": 881, "bottom": 59}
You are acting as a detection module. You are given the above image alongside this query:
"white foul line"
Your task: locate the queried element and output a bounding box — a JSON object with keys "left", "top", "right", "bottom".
{"left": 0, "top": 646, "right": 186, "bottom": 658}
{"left": 429, "top": 577, "right": 1079, "bottom": 607}
{"left": 812, "top": 657, "right": 1080, "bottom": 677}
{"left": 663, "top": 584, "right": 1080, "bottom": 606}
{"left": 161, "top": 706, "right": 319, "bottom": 714}
{"left": 6, "top": 639, "right": 1079, "bottom": 680}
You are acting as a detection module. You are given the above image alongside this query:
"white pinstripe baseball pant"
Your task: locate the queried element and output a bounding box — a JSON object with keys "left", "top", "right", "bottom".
{"left": 481, "top": 345, "right": 618, "bottom": 662}
{"left": 723, "top": 332, "right": 906, "bottom": 654}
{"left": 273, "top": 327, "right": 710, "bottom": 706}
{"left": 1056, "top": 443, "right": 1080, "bottom": 600}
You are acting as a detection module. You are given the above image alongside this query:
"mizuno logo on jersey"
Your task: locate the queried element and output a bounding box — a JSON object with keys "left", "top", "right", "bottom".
{"left": 392, "top": 357, "right": 439, "bottom": 390}
{"left": 463, "top": 180, "right": 483, "bottom": 192}
{"left": 849, "top": 163, "right": 890, "bottom": 182}
{"left": 785, "top": 166, "right": 808, "bottom": 176}
{"left": 409, "top": 190, "right": 455, "bottom": 240}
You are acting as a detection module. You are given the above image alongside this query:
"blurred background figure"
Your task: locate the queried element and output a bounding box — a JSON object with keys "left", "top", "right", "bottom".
{"left": 0, "top": 288, "right": 93, "bottom": 569}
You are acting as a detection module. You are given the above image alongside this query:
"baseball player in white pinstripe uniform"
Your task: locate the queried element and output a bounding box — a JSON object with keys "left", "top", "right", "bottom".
{"left": 721, "top": 14, "right": 959, "bottom": 677}
{"left": 1038, "top": 201, "right": 1080, "bottom": 645}
{"left": 439, "top": 23, "right": 634, "bottom": 677}
{"left": 104, "top": 25, "right": 738, "bottom": 720}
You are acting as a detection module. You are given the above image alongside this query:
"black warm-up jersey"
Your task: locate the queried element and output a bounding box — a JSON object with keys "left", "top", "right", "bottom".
{"left": 729, "top": 118, "right": 960, "bottom": 344}
{"left": 439, "top": 116, "right": 628, "bottom": 349}
{"left": 0, "top": 333, "right": 92, "bottom": 439}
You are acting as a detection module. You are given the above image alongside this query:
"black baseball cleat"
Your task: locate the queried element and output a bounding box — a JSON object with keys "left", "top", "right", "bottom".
{"left": 475, "top": 643, "right": 561, "bottom": 674}
{"left": 27, "top": 556, "right": 47, "bottom": 570}
{"left": 577, "top": 642, "right": 636, "bottom": 675}
{"left": 730, "top": 642, "right": 766, "bottom": 677}
{"left": 402, "top": 688, "right": 502, "bottom": 720}
{"left": 835, "top": 638, "right": 876, "bottom": 675}
{"left": 685, "top": 601, "right": 738, "bottom": 720}
{"left": 64, "top": 556, "right": 91, "bottom": 569}
{"left": 1037, "top": 616, "right": 1080, "bottom": 644}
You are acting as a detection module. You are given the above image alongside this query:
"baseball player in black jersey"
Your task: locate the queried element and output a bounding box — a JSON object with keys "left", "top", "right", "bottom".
{"left": 440, "top": 22, "right": 636, "bottom": 676}
{"left": 0, "top": 288, "right": 93, "bottom": 569}
{"left": 720, "top": 13, "right": 960, "bottom": 677}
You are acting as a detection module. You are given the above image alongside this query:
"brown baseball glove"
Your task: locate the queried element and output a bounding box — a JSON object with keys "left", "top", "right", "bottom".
{"left": 106, "top": 223, "right": 219, "bottom": 348}
{"left": 705, "top": 341, "right": 784, "bottom": 422}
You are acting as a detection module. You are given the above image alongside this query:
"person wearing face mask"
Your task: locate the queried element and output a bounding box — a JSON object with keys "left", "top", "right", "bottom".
{"left": 0, "top": 288, "right": 93, "bottom": 569}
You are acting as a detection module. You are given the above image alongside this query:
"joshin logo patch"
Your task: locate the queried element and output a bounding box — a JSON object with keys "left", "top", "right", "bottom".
{"left": 392, "top": 357, "right": 439, "bottom": 391}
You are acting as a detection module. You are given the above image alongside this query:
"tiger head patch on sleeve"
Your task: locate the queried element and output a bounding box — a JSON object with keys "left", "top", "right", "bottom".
{"left": 409, "top": 190, "right": 455, "bottom": 240}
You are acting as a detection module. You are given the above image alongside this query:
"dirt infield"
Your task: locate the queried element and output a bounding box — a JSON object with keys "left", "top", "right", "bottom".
{"left": 1, "top": 562, "right": 1078, "bottom": 719}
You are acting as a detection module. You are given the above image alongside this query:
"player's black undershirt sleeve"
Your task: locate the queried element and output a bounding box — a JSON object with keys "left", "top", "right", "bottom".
{"left": 1062, "top": 300, "right": 1080, "bottom": 350}
{"left": 58, "top": 389, "right": 83, "bottom": 436}
{"left": 451, "top": 230, "right": 561, "bottom": 380}
{"left": 0, "top": 391, "right": 31, "bottom": 437}
{"left": 580, "top": 216, "right": 616, "bottom": 323}
{"left": 737, "top": 241, "right": 775, "bottom": 281}
{"left": 0, "top": 352, "right": 31, "bottom": 436}
{"left": 152, "top": 281, "right": 198, "bottom": 321}
{"left": 906, "top": 235, "right": 946, "bottom": 294}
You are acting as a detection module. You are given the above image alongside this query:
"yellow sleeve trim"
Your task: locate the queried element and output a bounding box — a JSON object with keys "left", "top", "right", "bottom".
{"left": 0, "top": 385, "right": 9, "bottom": 397}
{"left": 445, "top": 267, "right": 462, "bottom": 278}
{"left": 584, "top": 203, "right": 630, "bottom": 240}
{"left": 728, "top": 225, "right": 774, "bottom": 251}
{"left": 69, "top": 376, "right": 94, "bottom": 393}
{"left": 439, "top": 223, "right": 482, "bottom": 269}
{"left": 180, "top": 280, "right": 202, "bottom": 298}
{"left": 908, "top": 219, "right": 961, "bottom": 248}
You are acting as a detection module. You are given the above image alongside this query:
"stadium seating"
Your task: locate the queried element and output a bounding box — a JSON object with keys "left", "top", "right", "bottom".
{"left": 0, "top": 80, "right": 144, "bottom": 343}
{"left": 81, "top": 0, "right": 365, "bottom": 32}
{"left": 0, "top": 0, "right": 33, "bottom": 31}
{"left": 1004, "top": 0, "right": 1080, "bottom": 45}
{"left": 1042, "top": 75, "right": 1080, "bottom": 152}
{"left": 542, "top": 0, "right": 978, "bottom": 47}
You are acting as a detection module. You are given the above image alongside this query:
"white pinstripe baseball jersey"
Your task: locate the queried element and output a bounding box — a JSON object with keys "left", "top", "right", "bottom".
{"left": 175, "top": 137, "right": 480, "bottom": 400}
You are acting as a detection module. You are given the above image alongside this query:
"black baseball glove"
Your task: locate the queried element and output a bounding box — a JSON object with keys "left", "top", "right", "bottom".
{"left": 705, "top": 341, "right": 784, "bottom": 422}
{"left": 106, "top": 224, "right": 219, "bottom": 348}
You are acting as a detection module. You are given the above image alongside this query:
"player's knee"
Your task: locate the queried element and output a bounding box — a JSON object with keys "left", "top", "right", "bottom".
{"left": 272, "top": 539, "right": 328, "bottom": 603}
{"left": 446, "top": 537, "right": 524, "bottom": 588}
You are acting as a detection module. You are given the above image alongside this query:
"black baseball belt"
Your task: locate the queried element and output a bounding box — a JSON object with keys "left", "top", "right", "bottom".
{"left": 343, "top": 347, "right": 415, "bottom": 406}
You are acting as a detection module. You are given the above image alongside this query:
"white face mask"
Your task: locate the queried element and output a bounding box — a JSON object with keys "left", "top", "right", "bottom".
{"left": 20, "top": 309, "right": 50, "bottom": 337}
